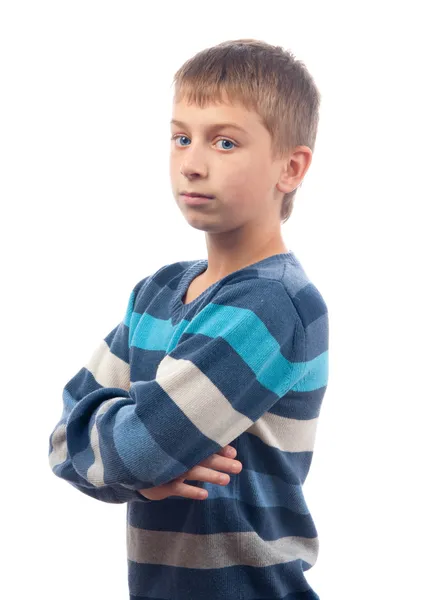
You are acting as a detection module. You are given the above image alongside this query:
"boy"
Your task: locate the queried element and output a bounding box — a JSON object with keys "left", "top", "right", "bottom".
{"left": 48, "top": 38, "right": 329, "bottom": 599}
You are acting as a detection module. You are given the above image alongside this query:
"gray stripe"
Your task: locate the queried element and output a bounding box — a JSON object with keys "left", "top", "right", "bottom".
{"left": 127, "top": 525, "right": 318, "bottom": 568}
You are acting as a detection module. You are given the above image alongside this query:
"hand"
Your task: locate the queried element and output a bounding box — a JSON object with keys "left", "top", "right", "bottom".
{"left": 137, "top": 445, "right": 242, "bottom": 501}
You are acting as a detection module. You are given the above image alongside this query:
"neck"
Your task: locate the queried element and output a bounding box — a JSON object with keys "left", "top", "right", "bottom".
{"left": 202, "top": 227, "right": 289, "bottom": 282}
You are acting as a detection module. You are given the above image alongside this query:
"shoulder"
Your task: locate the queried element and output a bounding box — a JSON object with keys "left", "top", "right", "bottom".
{"left": 202, "top": 277, "right": 305, "bottom": 349}
{"left": 208, "top": 273, "right": 328, "bottom": 352}
{"left": 209, "top": 275, "right": 305, "bottom": 329}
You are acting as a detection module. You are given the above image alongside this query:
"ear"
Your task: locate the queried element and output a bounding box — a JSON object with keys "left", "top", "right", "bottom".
{"left": 276, "top": 146, "right": 313, "bottom": 194}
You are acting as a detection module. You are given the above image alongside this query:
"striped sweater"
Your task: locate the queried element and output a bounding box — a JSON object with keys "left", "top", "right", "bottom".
{"left": 48, "top": 251, "right": 329, "bottom": 600}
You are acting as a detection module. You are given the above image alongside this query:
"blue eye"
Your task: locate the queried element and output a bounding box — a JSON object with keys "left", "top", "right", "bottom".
{"left": 171, "top": 135, "right": 236, "bottom": 150}
{"left": 216, "top": 139, "right": 235, "bottom": 150}
{"left": 173, "top": 135, "right": 191, "bottom": 147}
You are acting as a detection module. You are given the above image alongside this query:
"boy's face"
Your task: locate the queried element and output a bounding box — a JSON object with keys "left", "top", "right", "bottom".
{"left": 169, "top": 93, "right": 300, "bottom": 233}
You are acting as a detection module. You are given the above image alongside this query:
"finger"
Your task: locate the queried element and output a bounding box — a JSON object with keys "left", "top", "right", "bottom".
{"left": 200, "top": 453, "right": 243, "bottom": 474}
{"left": 183, "top": 465, "right": 231, "bottom": 486}
{"left": 218, "top": 445, "right": 237, "bottom": 458}
{"left": 171, "top": 480, "right": 208, "bottom": 500}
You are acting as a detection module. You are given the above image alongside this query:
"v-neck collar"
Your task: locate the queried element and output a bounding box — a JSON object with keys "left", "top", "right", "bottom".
{"left": 171, "top": 251, "right": 296, "bottom": 321}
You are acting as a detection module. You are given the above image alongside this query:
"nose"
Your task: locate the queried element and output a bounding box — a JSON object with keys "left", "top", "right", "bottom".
{"left": 180, "top": 166, "right": 204, "bottom": 180}
{"left": 179, "top": 149, "right": 208, "bottom": 178}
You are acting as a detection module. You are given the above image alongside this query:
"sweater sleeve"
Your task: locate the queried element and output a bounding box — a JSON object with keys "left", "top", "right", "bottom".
{"left": 50, "top": 277, "right": 316, "bottom": 496}
{"left": 48, "top": 277, "right": 153, "bottom": 503}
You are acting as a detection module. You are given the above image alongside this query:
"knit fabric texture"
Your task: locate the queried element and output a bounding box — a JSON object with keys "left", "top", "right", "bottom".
{"left": 48, "top": 251, "right": 329, "bottom": 600}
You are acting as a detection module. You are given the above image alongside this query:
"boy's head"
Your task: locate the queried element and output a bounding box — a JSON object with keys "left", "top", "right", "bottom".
{"left": 169, "top": 38, "right": 320, "bottom": 233}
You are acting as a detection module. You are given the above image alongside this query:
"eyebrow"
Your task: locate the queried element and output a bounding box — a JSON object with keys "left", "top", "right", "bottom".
{"left": 170, "top": 119, "right": 249, "bottom": 135}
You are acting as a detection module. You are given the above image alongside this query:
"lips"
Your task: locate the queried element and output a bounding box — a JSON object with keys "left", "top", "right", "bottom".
{"left": 181, "top": 192, "right": 215, "bottom": 199}
{"left": 181, "top": 194, "right": 214, "bottom": 206}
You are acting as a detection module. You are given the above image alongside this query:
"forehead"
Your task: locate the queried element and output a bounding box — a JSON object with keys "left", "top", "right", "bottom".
{"left": 171, "top": 97, "right": 263, "bottom": 134}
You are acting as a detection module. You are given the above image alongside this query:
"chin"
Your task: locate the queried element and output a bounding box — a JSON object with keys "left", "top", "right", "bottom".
{"left": 184, "top": 218, "right": 214, "bottom": 232}
{"left": 180, "top": 212, "right": 217, "bottom": 232}
{"left": 185, "top": 215, "right": 237, "bottom": 234}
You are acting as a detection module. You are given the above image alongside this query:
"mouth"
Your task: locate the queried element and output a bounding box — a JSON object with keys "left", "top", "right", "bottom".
{"left": 180, "top": 192, "right": 215, "bottom": 206}
{"left": 181, "top": 194, "right": 214, "bottom": 206}
{"left": 181, "top": 191, "right": 215, "bottom": 199}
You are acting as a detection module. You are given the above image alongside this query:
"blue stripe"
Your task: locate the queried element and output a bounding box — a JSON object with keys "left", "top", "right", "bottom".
{"left": 104, "top": 321, "right": 130, "bottom": 364}
{"left": 112, "top": 401, "right": 191, "bottom": 487}
{"left": 168, "top": 467, "right": 309, "bottom": 513}
{"left": 128, "top": 560, "right": 318, "bottom": 599}
{"left": 268, "top": 386, "right": 324, "bottom": 420}
{"left": 236, "top": 468, "right": 309, "bottom": 512}
{"left": 64, "top": 369, "right": 104, "bottom": 455}
{"left": 131, "top": 594, "right": 318, "bottom": 600}
{"left": 130, "top": 345, "right": 167, "bottom": 382}
{"left": 128, "top": 494, "right": 316, "bottom": 540}
{"left": 239, "top": 432, "right": 314, "bottom": 485}
{"left": 129, "top": 380, "right": 223, "bottom": 485}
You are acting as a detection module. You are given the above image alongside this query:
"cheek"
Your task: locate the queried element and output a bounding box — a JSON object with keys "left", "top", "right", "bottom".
{"left": 225, "top": 163, "right": 265, "bottom": 197}
{"left": 169, "top": 160, "right": 180, "bottom": 187}
{"left": 169, "top": 155, "right": 178, "bottom": 174}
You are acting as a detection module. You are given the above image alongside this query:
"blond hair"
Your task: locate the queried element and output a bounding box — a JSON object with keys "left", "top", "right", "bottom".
{"left": 171, "top": 38, "right": 321, "bottom": 223}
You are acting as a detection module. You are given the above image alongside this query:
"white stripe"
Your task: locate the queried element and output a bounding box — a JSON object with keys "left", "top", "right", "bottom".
{"left": 85, "top": 339, "right": 130, "bottom": 390}
{"left": 156, "top": 354, "right": 253, "bottom": 446}
{"left": 246, "top": 411, "right": 319, "bottom": 453}
{"left": 49, "top": 424, "right": 67, "bottom": 468}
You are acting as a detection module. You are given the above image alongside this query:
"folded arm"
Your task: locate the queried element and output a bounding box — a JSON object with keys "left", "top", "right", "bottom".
{"left": 49, "top": 277, "right": 320, "bottom": 503}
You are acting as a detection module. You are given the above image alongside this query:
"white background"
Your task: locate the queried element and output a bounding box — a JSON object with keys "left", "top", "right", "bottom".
{"left": 1, "top": 1, "right": 423, "bottom": 598}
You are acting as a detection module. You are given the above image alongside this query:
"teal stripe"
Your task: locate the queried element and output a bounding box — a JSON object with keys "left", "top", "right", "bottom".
{"left": 293, "top": 351, "right": 328, "bottom": 392}
{"left": 126, "top": 304, "right": 328, "bottom": 393}
{"left": 123, "top": 291, "right": 135, "bottom": 328}
{"left": 226, "top": 316, "right": 302, "bottom": 393}
{"left": 130, "top": 312, "right": 175, "bottom": 351}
